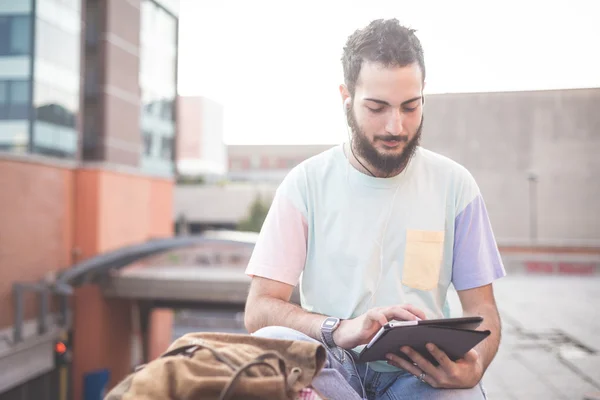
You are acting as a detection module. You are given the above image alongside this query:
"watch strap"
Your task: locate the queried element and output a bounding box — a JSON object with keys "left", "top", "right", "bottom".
{"left": 322, "top": 327, "right": 336, "bottom": 348}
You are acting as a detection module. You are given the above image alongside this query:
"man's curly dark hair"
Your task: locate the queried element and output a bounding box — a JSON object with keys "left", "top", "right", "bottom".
{"left": 342, "top": 19, "right": 426, "bottom": 96}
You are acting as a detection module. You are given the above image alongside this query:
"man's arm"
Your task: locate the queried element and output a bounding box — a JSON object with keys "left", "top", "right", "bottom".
{"left": 457, "top": 283, "right": 501, "bottom": 372}
{"left": 245, "top": 276, "right": 427, "bottom": 348}
{"left": 244, "top": 276, "right": 325, "bottom": 340}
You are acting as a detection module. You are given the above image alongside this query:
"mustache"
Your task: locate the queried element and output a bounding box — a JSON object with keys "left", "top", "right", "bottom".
{"left": 374, "top": 135, "right": 409, "bottom": 143}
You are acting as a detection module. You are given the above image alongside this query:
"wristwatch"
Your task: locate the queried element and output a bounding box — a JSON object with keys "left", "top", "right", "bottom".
{"left": 320, "top": 317, "right": 341, "bottom": 348}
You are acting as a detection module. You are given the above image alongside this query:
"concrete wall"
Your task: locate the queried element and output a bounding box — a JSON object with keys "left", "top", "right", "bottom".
{"left": 422, "top": 88, "right": 600, "bottom": 244}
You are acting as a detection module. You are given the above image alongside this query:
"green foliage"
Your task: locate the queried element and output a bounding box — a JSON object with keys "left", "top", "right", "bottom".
{"left": 177, "top": 175, "right": 206, "bottom": 185}
{"left": 238, "top": 194, "right": 271, "bottom": 232}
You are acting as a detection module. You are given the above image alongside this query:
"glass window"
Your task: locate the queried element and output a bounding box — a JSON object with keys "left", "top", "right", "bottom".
{"left": 143, "top": 131, "right": 153, "bottom": 156}
{"left": 0, "top": 82, "right": 7, "bottom": 105}
{"left": 139, "top": 0, "right": 177, "bottom": 176}
{"left": 34, "top": 83, "right": 77, "bottom": 127}
{"left": 0, "top": 15, "right": 31, "bottom": 56}
{"left": 10, "top": 16, "right": 31, "bottom": 54}
{"left": 0, "top": 80, "right": 30, "bottom": 120}
{"left": 60, "top": 0, "right": 82, "bottom": 12}
{"left": 0, "top": 81, "right": 7, "bottom": 119}
{"left": 35, "top": 18, "right": 79, "bottom": 73}
{"left": 157, "top": 7, "right": 176, "bottom": 47}
{"left": 160, "top": 136, "right": 172, "bottom": 160}
{"left": 32, "top": 121, "right": 77, "bottom": 158}
{"left": 139, "top": 0, "right": 177, "bottom": 100}
{"left": 10, "top": 81, "right": 30, "bottom": 104}
{"left": 0, "top": 17, "right": 9, "bottom": 54}
{"left": 161, "top": 98, "right": 174, "bottom": 121}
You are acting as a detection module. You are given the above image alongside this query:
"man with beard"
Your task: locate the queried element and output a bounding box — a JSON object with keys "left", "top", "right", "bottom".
{"left": 243, "top": 19, "right": 505, "bottom": 399}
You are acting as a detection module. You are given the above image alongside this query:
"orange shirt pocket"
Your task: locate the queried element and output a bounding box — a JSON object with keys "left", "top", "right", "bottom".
{"left": 401, "top": 230, "right": 445, "bottom": 291}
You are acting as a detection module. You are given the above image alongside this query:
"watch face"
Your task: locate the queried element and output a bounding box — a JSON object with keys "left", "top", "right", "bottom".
{"left": 323, "top": 317, "right": 340, "bottom": 331}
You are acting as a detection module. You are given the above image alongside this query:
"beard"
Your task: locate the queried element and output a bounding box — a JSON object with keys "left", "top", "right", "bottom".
{"left": 347, "top": 107, "right": 423, "bottom": 177}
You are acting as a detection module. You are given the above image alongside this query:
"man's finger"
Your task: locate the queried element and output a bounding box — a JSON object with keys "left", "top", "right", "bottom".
{"left": 402, "top": 304, "right": 427, "bottom": 320}
{"left": 385, "top": 353, "right": 438, "bottom": 388}
{"left": 400, "top": 346, "right": 441, "bottom": 380}
{"left": 385, "top": 353, "right": 422, "bottom": 376}
{"left": 425, "top": 343, "right": 453, "bottom": 371}
{"left": 367, "top": 309, "right": 389, "bottom": 327}
{"left": 383, "top": 306, "right": 420, "bottom": 322}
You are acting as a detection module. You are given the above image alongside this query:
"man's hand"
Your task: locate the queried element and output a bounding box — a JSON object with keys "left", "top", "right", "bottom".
{"left": 386, "top": 344, "right": 483, "bottom": 389}
{"left": 332, "top": 305, "right": 426, "bottom": 349}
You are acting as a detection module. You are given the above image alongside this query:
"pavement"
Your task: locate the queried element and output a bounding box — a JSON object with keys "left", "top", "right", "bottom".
{"left": 447, "top": 275, "right": 600, "bottom": 400}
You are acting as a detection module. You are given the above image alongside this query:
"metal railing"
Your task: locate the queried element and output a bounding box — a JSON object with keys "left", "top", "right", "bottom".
{"left": 11, "top": 280, "right": 72, "bottom": 344}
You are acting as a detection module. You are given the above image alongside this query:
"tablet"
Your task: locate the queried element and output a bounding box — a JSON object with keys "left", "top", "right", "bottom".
{"left": 358, "top": 316, "right": 490, "bottom": 364}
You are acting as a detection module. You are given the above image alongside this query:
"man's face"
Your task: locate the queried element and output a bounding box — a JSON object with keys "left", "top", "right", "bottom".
{"left": 347, "top": 62, "right": 424, "bottom": 176}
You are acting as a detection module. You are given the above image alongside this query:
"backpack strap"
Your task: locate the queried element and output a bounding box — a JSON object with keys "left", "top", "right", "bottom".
{"left": 160, "top": 343, "right": 237, "bottom": 371}
{"left": 219, "top": 352, "right": 299, "bottom": 400}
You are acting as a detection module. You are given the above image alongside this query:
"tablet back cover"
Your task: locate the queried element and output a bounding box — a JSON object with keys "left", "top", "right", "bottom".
{"left": 358, "top": 325, "right": 491, "bottom": 364}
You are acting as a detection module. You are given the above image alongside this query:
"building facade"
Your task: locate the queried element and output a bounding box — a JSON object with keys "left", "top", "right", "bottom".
{"left": 0, "top": 0, "right": 179, "bottom": 398}
{"left": 0, "top": 0, "right": 80, "bottom": 157}
{"left": 176, "top": 95, "right": 227, "bottom": 181}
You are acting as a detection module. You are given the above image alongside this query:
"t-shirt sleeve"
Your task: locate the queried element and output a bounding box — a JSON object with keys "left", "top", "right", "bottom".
{"left": 245, "top": 166, "right": 308, "bottom": 286}
{"left": 452, "top": 170, "right": 506, "bottom": 291}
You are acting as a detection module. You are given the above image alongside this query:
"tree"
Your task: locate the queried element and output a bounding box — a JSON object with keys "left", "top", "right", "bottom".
{"left": 238, "top": 194, "right": 271, "bottom": 232}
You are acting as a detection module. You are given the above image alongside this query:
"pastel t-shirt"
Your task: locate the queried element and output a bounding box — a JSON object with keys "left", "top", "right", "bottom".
{"left": 246, "top": 144, "right": 506, "bottom": 371}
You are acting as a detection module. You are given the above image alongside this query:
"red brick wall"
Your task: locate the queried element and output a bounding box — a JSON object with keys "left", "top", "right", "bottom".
{"left": 71, "top": 167, "right": 173, "bottom": 398}
{"left": 0, "top": 158, "right": 75, "bottom": 329}
{"left": 0, "top": 156, "right": 176, "bottom": 398}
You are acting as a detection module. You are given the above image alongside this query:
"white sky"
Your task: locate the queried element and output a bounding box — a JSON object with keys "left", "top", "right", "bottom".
{"left": 177, "top": 0, "right": 600, "bottom": 145}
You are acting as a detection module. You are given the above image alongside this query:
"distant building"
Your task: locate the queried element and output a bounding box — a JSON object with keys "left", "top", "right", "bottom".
{"left": 175, "top": 183, "right": 277, "bottom": 233}
{"left": 175, "top": 144, "right": 336, "bottom": 233}
{"left": 227, "top": 144, "right": 335, "bottom": 182}
{"left": 177, "top": 96, "right": 227, "bottom": 181}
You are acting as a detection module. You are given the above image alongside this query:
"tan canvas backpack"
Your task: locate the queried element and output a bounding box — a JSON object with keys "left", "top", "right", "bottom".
{"left": 104, "top": 332, "right": 327, "bottom": 400}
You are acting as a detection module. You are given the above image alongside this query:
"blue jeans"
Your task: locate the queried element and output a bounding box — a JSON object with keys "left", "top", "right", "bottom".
{"left": 253, "top": 326, "right": 487, "bottom": 400}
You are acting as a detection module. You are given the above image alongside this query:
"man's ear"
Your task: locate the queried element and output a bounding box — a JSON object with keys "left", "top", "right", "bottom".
{"left": 339, "top": 84, "right": 351, "bottom": 105}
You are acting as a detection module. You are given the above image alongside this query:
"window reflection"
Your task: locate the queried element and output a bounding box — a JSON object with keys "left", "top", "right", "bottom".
{"left": 139, "top": 0, "right": 177, "bottom": 174}
{"left": 34, "top": 82, "right": 77, "bottom": 128}
{"left": 35, "top": 18, "right": 79, "bottom": 73}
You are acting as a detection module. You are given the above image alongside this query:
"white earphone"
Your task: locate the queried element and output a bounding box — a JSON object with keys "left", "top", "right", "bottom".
{"left": 344, "top": 97, "right": 351, "bottom": 111}
{"left": 341, "top": 95, "right": 403, "bottom": 310}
